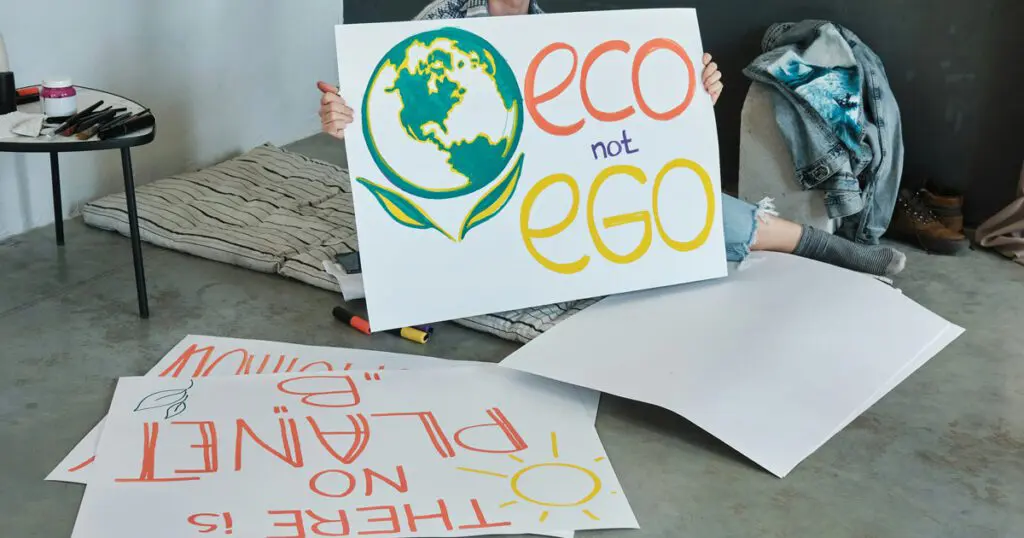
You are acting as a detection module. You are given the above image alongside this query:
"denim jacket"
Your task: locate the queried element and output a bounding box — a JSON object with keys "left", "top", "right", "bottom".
{"left": 744, "top": 21, "right": 904, "bottom": 245}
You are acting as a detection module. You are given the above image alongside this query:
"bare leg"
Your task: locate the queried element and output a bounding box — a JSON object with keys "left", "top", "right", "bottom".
{"left": 750, "top": 214, "right": 906, "bottom": 276}
{"left": 749, "top": 214, "right": 802, "bottom": 253}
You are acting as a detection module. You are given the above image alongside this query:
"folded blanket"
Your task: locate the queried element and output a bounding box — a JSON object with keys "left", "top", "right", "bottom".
{"left": 82, "top": 143, "right": 590, "bottom": 344}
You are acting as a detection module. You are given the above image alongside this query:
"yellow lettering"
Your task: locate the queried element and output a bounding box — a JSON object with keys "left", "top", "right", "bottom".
{"left": 652, "top": 158, "right": 715, "bottom": 252}
{"left": 520, "top": 173, "right": 590, "bottom": 274}
{"left": 586, "top": 165, "right": 652, "bottom": 264}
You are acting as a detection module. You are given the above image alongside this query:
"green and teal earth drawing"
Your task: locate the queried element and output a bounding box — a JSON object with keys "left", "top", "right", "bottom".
{"left": 357, "top": 27, "right": 526, "bottom": 241}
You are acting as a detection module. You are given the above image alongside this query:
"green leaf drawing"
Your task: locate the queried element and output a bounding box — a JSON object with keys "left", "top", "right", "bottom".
{"left": 457, "top": 153, "right": 525, "bottom": 241}
{"left": 356, "top": 177, "right": 454, "bottom": 241}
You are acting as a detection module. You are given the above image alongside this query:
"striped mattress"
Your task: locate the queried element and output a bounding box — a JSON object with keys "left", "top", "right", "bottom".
{"left": 82, "top": 143, "right": 594, "bottom": 344}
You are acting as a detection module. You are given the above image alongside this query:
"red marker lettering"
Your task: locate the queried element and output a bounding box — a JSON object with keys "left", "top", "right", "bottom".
{"left": 277, "top": 375, "right": 361, "bottom": 408}
{"left": 404, "top": 500, "right": 453, "bottom": 533}
{"left": 632, "top": 38, "right": 695, "bottom": 121}
{"left": 198, "top": 348, "right": 249, "bottom": 377}
{"left": 364, "top": 466, "right": 408, "bottom": 496}
{"left": 309, "top": 469, "right": 357, "bottom": 499}
{"left": 453, "top": 408, "right": 528, "bottom": 454}
{"left": 268, "top": 510, "right": 307, "bottom": 538}
{"left": 457, "top": 499, "right": 512, "bottom": 531}
{"left": 235, "top": 416, "right": 303, "bottom": 471}
{"left": 305, "top": 510, "right": 351, "bottom": 537}
{"left": 116, "top": 422, "right": 200, "bottom": 483}
{"left": 157, "top": 343, "right": 215, "bottom": 378}
{"left": 307, "top": 414, "right": 370, "bottom": 464}
{"left": 356, "top": 506, "right": 401, "bottom": 536}
{"left": 371, "top": 412, "right": 454, "bottom": 458}
{"left": 173, "top": 421, "right": 219, "bottom": 474}
{"left": 581, "top": 40, "right": 635, "bottom": 122}
{"left": 525, "top": 42, "right": 584, "bottom": 136}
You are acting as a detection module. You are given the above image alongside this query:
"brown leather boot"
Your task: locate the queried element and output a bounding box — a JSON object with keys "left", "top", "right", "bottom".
{"left": 920, "top": 187, "right": 965, "bottom": 233}
{"left": 887, "top": 189, "right": 970, "bottom": 255}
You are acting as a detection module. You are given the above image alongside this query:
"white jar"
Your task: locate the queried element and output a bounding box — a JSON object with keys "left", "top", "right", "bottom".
{"left": 41, "top": 78, "right": 77, "bottom": 117}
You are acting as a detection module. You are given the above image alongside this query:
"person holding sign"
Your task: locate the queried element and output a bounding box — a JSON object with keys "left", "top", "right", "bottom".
{"left": 317, "top": 0, "right": 906, "bottom": 278}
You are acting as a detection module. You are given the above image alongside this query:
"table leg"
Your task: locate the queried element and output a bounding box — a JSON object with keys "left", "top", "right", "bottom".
{"left": 120, "top": 148, "right": 149, "bottom": 319}
{"left": 50, "top": 152, "right": 64, "bottom": 246}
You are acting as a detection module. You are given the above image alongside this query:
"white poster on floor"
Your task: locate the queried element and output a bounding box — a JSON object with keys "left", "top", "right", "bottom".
{"left": 69, "top": 368, "right": 637, "bottom": 538}
{"left": 336, "top": 8, "right": 725, "bottom": 330}
{"left": 47, "top": 335, "right": 599, "bottom": 485}
{"left": 500, "top": 253, "right": 964, "bottom": 477}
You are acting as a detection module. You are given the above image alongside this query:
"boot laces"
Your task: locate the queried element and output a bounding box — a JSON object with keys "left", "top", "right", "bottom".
{"left": 900, "top": 191, "right": 938, "bottom": 225}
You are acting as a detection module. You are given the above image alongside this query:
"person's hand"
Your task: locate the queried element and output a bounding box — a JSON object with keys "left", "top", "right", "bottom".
{"left": 701, "top": 53, "right": 724, "bottom": 106}
{"left": 317, "top": 81, "right": 354, "bottom": 139}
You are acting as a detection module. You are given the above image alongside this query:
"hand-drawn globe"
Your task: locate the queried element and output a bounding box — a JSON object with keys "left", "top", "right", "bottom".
{"left": 361, "top": 27, "right": 524, "bottom": 200}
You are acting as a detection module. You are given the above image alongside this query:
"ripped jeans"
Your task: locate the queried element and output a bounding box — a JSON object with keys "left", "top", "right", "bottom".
{"left": 722, "top": 193, "right": 775, "bottom": 262}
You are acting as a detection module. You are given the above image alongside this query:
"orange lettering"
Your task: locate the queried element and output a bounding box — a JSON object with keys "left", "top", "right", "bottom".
{"left": 116, "top": 422, "right": 200, "bottom": 483}
{"left": 268, "top": 510, "right": 307, "bottom": 538}
{"left": 300, "top": 361, "right": 336, "bottom": 372}
{"left": 457, "top": 499, "right": 512, "bottom": 530}
{"left": 305, "top": 510, "right": 351, "bottom": 537}
{"left": 364, "top": 466, "right": 408, "bottom": 496}
{"left": 632, "top": 38, "right": 695, "bottom": 121}
{"left": 309, "top": 469, "right": 357, "bottom": 498}
{"left": 67, "top": 456, "right": 95, "bottom": 473}
{"left": 307, "top": 414, "right": 370, "bottom": 464}
{"left": 404, "top": 500, "right": 453, "bottom": 533}
{"left": 187, "top": 513, "right": 220, "bottom": 534}
{"left": 197, "top": 348, "right": 249, "bottom": 377}
{"left": 277, "top": 375, "right": 360, "bottom": 408}
{"left": 158, "top": 343, "right": 215, "bottom": 378}
{"left": 371, "top": 412, "right": 454, "bottom": 458}
{"left": 173, "top": 421, "right": 218, "bottom": 474}
{"left": 581, "top": 40, "right": 635, "bottom": 122}
{"left": 453, "top": 408, "right": 528, "bottom": 454}
{"left": 356, "top": 506, "right": 401, "bottom": 536}
{"left": 234, "top": 417, "right": 303, "bottom": 470}
{"left": 525, "top": 42, "right": 584, "bottom": 136}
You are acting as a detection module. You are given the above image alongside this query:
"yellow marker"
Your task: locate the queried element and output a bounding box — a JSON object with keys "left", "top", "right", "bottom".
{"left": 388, "top": 327, "right": 430, "bottom": 344}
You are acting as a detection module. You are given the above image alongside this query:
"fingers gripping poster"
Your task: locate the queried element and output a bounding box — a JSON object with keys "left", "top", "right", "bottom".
{"left": 336, "top": 8, "right": 726, "bottom": 330}
{"left": 69, "top": 368, "right": 637, "bottom": 538}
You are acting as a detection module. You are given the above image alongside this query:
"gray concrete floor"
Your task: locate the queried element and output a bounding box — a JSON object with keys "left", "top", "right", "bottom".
{"left": 2, "top": 136, "right": 1022, "bottom": 537}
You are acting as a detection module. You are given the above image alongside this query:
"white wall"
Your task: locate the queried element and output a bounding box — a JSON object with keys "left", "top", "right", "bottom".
{"left": 0, "top": 0, "right": 343, "bottom": 240}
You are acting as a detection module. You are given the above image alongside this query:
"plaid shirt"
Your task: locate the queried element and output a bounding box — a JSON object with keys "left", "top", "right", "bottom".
{"left": 414, "top": 0, "right": 543, "bottom": 20}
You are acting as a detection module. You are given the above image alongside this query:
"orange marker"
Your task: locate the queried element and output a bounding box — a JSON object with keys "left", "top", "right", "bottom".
{"left": 332, "top": 306, "right": 371, "bottom": 335}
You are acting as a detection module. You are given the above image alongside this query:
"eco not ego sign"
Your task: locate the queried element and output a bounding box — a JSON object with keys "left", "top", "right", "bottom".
{"left": 354, "top": 29, "right": 714, "bottom": 275}
{"left": 520, "top": 37, "right": 715, "bottom": 274}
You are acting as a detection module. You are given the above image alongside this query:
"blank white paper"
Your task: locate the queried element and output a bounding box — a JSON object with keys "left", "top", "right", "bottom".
{"left": 501, "top": 252, "right": 963, "bottom": 477}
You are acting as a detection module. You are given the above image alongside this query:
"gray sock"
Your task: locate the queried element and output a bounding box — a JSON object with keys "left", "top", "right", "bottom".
{"left": 793, "top": 226, "right": 906, "bottom": 276}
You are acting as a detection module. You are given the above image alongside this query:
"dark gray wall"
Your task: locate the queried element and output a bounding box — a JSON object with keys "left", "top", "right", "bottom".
{"left": 347, "top": 0, "right": 1023, "bottom": 225}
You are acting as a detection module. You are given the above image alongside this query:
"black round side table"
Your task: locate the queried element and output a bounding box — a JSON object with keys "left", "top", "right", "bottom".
{"left": 0, "top": 86, "right": 156, "bottom": 318}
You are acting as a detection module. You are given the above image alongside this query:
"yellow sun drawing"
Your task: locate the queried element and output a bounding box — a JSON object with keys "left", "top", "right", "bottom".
{"left": 457, "top": 432, "right": 618, "bottom": 523}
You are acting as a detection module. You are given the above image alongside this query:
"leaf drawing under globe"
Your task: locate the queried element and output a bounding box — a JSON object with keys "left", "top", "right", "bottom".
{"left": 458, "top": 153, "right": 525, "bottom": 241}
{"left": 165, "top": 400, "right": 188, "bottom": 420}
{"left": 356, "top": 177, "right": 454, "bottom": 241}
{"left": 134, "top": 379, "right": 194, "bottom": 412}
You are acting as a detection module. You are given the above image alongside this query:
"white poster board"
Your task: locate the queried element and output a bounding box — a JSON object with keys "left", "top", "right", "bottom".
{"left": 47, "top": 335, "right": 600, "bottom": 484}
{"left": 336, "top": 8, "right": 725, "bottom": 330}
{"left": 500, "top": 253, "right": 964, "bottom": 477}
{"left": 69, "top": 368, "right": 637, "bottom": 538}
